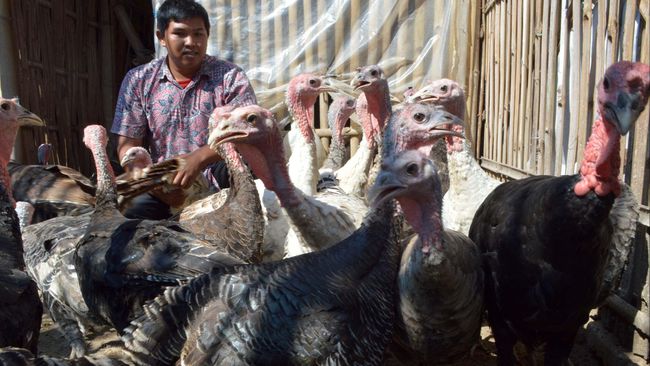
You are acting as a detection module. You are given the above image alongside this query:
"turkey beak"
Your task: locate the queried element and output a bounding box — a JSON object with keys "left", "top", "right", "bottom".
{"left": 428, "top": 111, "right": 466, "bottom": 139}
{"left": 16, "top": 105, "right": 45, "bottom": 127}
{"left": 120, "top": 155, "right": 134, "bottom": 167}
{"left": 603, "top": 91, "right": 644, "bottom": 135}
{"left": 318, "top": 85, "right": 336, "bottom": 94}
{"left": 408, "top": 89, "right": 437, "bottom": 103}
{"left": 367, "top": 172, "right": 406, "bottom": 209}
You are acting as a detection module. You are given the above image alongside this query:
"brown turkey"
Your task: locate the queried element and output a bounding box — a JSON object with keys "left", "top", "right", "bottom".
{"left": 469, "top": 61, "right": 650, "bottom": 365}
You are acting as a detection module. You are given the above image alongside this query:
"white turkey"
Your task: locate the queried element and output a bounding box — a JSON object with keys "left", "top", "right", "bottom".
{"left": 335, "top": 65, "right": 392, "bottom": 197}
{"left": 208, "top": 105, "right": 367, "bottom": 257}
{"left": 469, "top": 61, "right": 649, "bottom": 365}
{"left": 409, "top": 78, "right": 501, "bottom": 235}
{"left": 317, "top": 94, "right": 356, "bottom": 188}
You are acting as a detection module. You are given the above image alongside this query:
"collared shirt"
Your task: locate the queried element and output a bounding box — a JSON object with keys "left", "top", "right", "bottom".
{"left": 111, "top": 55, "right": 257, "bottom": 164}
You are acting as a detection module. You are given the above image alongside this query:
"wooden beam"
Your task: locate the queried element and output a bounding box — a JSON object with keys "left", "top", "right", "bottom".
{"left": 480, "top": 157, "right": 531, "bottom": 180}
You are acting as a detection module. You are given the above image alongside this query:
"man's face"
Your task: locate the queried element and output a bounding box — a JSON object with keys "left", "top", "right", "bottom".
{"left": 157, "top": 17, "right": 208, "bottom": 74}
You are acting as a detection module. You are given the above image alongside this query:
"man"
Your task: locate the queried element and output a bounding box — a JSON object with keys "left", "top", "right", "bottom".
{"left": 111, "top": 0, "right": 257, "bottom": 219}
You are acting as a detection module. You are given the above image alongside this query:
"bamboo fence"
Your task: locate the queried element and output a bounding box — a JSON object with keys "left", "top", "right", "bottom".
{"left": 473, "top": 0, "right": 650, "bottom": 362}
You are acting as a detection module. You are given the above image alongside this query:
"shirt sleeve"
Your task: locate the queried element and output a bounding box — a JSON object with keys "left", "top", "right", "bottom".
{"left": 110, "top": 68, "right": 148, "bottom": 139}
{"left": 221, "top": 66, "right": 258, "bottom": 108}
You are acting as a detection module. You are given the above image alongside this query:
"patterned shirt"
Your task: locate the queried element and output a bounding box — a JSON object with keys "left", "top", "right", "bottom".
{"left": 111, "top": 55, "right": 257, "bottom": 164}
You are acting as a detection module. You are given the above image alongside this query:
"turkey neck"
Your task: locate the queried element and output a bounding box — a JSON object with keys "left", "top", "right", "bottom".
{"left": 575, "top": 116, "right": 622, "bottom": 197}
{"left": 0, "top": 124, "right": 18, "bottom": 204}
{"left": 361, "top": 83, "right": 391, "bottom": 149}
{"left": 218, "top": 142, "right": 250, "bottom": 194}
{"left": 0, "top": 181, "right": 25, "bottom": 270}
{"left": 321, "top": 109, "right": 348, "bottom": 171}
{"left": 287, "top": 94, "right": 318, "bottom": 196}
{"left": 88, "top": 140, "right": 118, "bottom": 210}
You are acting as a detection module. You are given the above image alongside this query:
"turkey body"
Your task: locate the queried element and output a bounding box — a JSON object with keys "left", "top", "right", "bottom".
{"left": 8, "top": 161, "right": 96, "bottom": 223}
{"left": 123, "top": 201, "right": 402, "bottom": 366}
{"left": 470, "top": 174, "right": 614, "bottom": 363}
{"left": 0, "top": 182, "right": 42, "bottom": 353}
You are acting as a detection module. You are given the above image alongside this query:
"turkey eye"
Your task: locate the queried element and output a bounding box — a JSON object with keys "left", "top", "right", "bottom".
{"left": 370, "top": 69, "right": 378, "bottom": 77}
{"left": 346, "top": 100, "right": 355, "bottom": 107}
{"left": 603, "top": 77, "right": 610, "bottom": 90}
{"left": 0, "top": 102, "right": 9, "bottom": 111}
{"left": 406, "top": 163, "right": 419, "bottom": 176}
{"left": 413, "top": 112, "right": 426, "bottom": 122}
{"left": 309, "top": 79, "right": 318, "bottom": 86}
{"left": 246, "top": 114, "right": 258, "bottom": 123}
{"left": 440, "top": 85, "right": 448, "bottom": 92}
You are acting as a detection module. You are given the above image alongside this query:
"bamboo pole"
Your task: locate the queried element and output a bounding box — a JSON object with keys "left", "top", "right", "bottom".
{"left": 247, "top": 0, "right": 258, "bottom": 75}
{"left": 536, "top": 0, "right": 550, "bottom": 175}
{"left": 522, "top": 0, "right": 535, "bottom": 172}
{"left": 350, "top": 0, "right": 361, "bottom": 70}
{"left": 510, "top": 0, "right": 521, "bottom": 167}
{"left": 543, "top": 0, "right": 560, "bottom": 174}
{"left": 607, "top": 0, "right": 621, "bottom": 67}
{"left": 468, "top": 0, "right": 482, "bottom": 156}
{"left": 629, "top": 0, "right": 650, "bottom": 199}
{"left": 486, "top": 5, "right": 494, "bottom": 160}
{"left": 260, "top": 1, "right": 271, "bottom": 89}
{"left": 496, "top": 1, "right": 505, "bottom": 164}
{"left": 554, "top": 0, "right": 570, "bottom": 176}
{"left": 503, "top": 0, "right": 513, "bottom": 167}
{"left": 273, "top": 0, "right": 286, "bottom": 88}
{"left": 216, "top": 0, "right": 228, "bottom": 63}
{"left": 514, "top": 1, "right": 528, "bottom": 170}
{"left": 231, "top": 0, "right": 242, "bottom": 65}
{"left": 475, "top": 0, "right": 487, "bottom": 160}
{"left": 528, "top": 0, "right": 542, "bottom": 172}
{"left": 575, "top": 0, "right": 593, "bottom": 169}
{"left": 566, "top": 0, "right": 583, "bottom": 174}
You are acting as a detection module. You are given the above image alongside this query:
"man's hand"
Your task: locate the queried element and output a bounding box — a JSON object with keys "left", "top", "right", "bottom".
{"left": 172, "top": 145, "right": 221, "bottom": 189}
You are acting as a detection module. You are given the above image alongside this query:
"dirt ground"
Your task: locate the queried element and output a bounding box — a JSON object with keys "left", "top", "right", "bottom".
{"left": 38, "top": 314, "right": 617, "bottom": 365}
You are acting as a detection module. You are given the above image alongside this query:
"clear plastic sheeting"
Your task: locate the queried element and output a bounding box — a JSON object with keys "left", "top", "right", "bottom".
{"left": 153, "top": 0, "right": 474, "bottom": 122}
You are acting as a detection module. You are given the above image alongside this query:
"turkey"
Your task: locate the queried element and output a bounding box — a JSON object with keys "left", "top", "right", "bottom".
{"left": 335, "top": 65, "right": 392, "bottom": 197}
{"left": 369, "top": 149, "right": 483, "bottom": 365}
{"left": 114, "top": 147, "right": 211, "bottom": 213}
{"left": 318, "top": 94, "right": 356, "bottom": 176}
{"left": 9, "top": 149, "right": 96, "bottom": 223}
{"left": 121, "top": 161, "right": 404, "bottom": 366}
{"left": 408, "top": 79, "right": 502, "bottom": 235}
{"left": 468, "top": 61, "right": 650, "bottom": 365}
{"left": 14, "top": 201, "right": 34, "bottom": 231}
{"left": 73, "top": 124, "right": 241, "bottom": 332}
{"left": 283, "top": 73, "right": 333, "bottom": 196}
{"left": 174, "top": 142, "right": 264, "bottom": 264}
{"left": 208, "top": 105, "right": 367, "bottom": 257}
{"left": 0, "top": 97, "right": 43, "bottom": 353}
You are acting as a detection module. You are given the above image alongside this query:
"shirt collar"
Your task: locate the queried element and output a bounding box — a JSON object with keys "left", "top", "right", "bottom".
{"left": 158, "top": 55, "right": 212, "bottom": 82}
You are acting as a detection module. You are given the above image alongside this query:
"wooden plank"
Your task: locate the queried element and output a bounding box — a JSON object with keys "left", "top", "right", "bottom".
{"left": 635, "top": 0, "right": 650, "bottom": 206}
{"left": 530, "top": 0, "right": 543, "bottom": 173}
{"left": 518, "top": 0, "right": 531, "bottom": 170}
{"left": 607, "top": 0, "right": 621, "bottom": 66}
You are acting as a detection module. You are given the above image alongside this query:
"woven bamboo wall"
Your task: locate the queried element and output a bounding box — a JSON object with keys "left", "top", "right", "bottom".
{"left": 10, "top": 0, "right": 154, "bottom": 176}
{"left": 472, "top": 0, "right": 649, "bottom": 362}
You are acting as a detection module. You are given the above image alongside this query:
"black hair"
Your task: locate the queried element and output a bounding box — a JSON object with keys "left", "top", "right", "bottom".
{"left": 157, "top": 0, "right": 210, "bottom": 35}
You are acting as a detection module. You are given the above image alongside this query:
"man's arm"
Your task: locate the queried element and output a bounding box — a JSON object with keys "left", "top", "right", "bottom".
{"left": 173, "top": 145, "right": 221, "bottom": 188}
